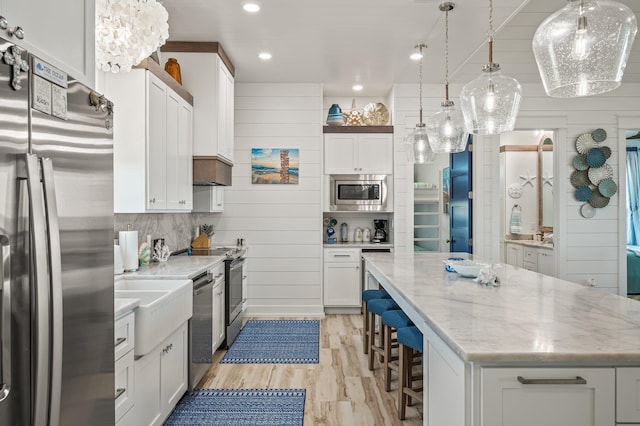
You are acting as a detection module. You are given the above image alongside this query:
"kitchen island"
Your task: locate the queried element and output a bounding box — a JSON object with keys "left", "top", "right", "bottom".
{"left": 363, "top": 252, "right": 640, "bottom": 426}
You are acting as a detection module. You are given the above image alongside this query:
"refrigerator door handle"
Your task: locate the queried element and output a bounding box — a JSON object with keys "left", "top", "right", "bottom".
{"left": 0, "top": 235, "right": 10, "bottom": 402}
{"left": 25, "top": 154, "right": 51, "bottom": 426}
{"left": 41, "top": 158, "right": 62, "bottom": 426}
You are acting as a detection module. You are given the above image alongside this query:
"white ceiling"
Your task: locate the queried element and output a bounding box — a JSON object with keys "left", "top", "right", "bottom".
{"left": 162, "top": 0, "right": 640, "bottom": 97}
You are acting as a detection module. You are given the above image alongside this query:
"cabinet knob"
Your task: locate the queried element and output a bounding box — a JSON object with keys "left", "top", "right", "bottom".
{"left": 0, "top": 17, "right": 7, "bottom": 30}
{"left": 150, "top": 198, "right": 156, "bottom": 203}
{"left": 8, "top": 26, "right": 24, "bottom": 40}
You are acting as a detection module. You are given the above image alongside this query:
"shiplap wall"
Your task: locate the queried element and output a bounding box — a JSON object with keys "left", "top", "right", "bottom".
{"left": 204, "top": 83, "right": 324, "bottom": 316}
{"left": 473, "top": 83, "right": 640, "bottom": 294}
{"left": 392, "top": 82, "right": 640, "bottom": 295}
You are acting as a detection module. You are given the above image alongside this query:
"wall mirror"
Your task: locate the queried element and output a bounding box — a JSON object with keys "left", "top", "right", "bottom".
{"left": 500, "top": 130, "right": 554, "bottom": 237}
{"left": 538, "top": 136, "right": 553, "bottom": 232}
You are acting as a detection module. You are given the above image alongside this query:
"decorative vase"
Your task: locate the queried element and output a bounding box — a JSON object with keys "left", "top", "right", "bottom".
{"left": 164, "top": 58, "right": 182, "bottom": 84}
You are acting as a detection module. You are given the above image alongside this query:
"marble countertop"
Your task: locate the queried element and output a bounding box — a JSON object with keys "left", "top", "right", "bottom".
{"left": 115, "top": 298, "right": 140, "bottom": 318}
{"left": 118, "top": 255, "right": 225, "bottom": 280}
{"left": 505, "top": 240, "right": 554, "bottom": 249}
{"left": 363, "top": 252, "right": 640, "bottom": 363}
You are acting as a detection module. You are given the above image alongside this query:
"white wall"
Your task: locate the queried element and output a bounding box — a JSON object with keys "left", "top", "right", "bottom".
{"left": 207, "top": 83, "right": 324, "bottom": 316}
{"left": 474, "top": 83, "right": 640, "bottom": 294}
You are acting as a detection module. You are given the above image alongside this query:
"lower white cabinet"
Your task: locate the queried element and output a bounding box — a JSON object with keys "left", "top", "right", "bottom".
{"left": 134, "top": 322, "right": 188, "bottom": 426}
{"left": 506, "top": 243, "right": 524, "bottom": 268}
{"left": 323, "top": 248, "right": 361, "bottom": 307}
{"left": 617, "top": 368, "right": 640, "bottom": 423}
{"left": 115, "top": 311, "right": 136, "bottom": 424}
{"left": 212, "top": 272, "right": 226, "bottom": 351}
{"left": 481, "top": 367, "right": 615, "bottom": 426}
{"left": 505, "top": 242, "right": 555, "bottom": 276}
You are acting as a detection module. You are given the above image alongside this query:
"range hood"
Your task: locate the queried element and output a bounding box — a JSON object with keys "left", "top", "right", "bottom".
{"left": 193, "top": 156, "right": 232, "bottom": 186}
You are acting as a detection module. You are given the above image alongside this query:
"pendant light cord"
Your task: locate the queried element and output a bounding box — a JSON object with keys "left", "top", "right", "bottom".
{"left": 418, "top": 44, "right": 424, "bottom": 125}
{"left": 445, "top": 6, "right": 450, "bottom": 102}
{"left": 488, "top": 0, "right": 494, "bottom": 63}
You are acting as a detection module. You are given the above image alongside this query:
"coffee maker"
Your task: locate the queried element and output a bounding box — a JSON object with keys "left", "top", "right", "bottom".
{"left": 373, "top": 219, "right": 388, "bottom": 243}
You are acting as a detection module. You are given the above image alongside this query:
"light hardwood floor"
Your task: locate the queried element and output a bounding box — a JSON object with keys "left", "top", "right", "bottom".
{"left": 199, "top": 314, "right": 423, "bottom": 426}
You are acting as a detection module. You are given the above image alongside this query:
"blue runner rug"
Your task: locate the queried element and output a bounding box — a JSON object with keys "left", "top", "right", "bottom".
{"left": 165, "top": 389, "right": 306, "bottom": 426}
{"left": 221, "top": 320, "right": 319, "bottom": 364}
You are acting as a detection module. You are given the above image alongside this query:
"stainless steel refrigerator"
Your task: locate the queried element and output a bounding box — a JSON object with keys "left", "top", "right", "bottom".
{"left": 0, "top": 37, "right": 115, "bottom": 425}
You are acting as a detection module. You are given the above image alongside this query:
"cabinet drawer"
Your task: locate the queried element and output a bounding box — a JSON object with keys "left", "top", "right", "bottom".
{"left": 523, "top": 247, "right": 537, "bottom": 263}
{"left": 115, "top": 404, "right": 135, "bottom": 426}
{"left": 115, "top": 349, "right": 135, "bottom": 422}
{"left": 617, "top": 367, "right": 640, "bottom": 422}
{"left": 115, "top": 312, "right": 135, "bottom": 360}
{"left": 324, "top": 248, "right": 361, "bottom": 262}
{"left": 481, "top": 367, "right": 615, "bottom": 426}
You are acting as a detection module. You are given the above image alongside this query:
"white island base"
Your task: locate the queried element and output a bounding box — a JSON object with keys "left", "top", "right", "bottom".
{"left": 363, "top": 252, "right": 640, "bottom": 426}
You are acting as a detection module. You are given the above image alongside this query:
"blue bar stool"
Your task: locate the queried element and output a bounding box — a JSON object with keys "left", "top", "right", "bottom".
{"left": 361, "top": 289, "right": 391, "bottom": 354}
{"left": 381, "top": 309, "right": 414, "bottom": 391}
{"left": 367, "top": 298, "right": 399, "bottom": 371}
{"left": 397, "top": 326, "right": 423, "bottom": 420}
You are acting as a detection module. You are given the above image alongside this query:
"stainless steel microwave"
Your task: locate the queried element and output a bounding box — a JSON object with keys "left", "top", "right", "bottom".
{"left": 330, "top": 174, "right": 389, "bottom": 211}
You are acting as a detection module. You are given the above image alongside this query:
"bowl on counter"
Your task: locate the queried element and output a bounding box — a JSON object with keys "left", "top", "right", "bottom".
{"left": 444, "top": 260, "right": 491, "bottom": 278}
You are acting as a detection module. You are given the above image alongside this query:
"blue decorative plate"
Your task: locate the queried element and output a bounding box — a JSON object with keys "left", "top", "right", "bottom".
{"left": 586, "top": 147, "right": 606, "bottom": 167}
{"left": 598, "top": 178, "right": 618, "bottom": 197}
{"left": 575, "top": 185, "right": 593, "bottom": 202}
{"left": 592, "top": 128, "right": 607, "bottom": 143}
{"left": 572, "top": 154, "right": 589, "bottom": 171}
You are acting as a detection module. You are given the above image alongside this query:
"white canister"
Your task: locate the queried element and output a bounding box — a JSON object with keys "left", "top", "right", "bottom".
{"left": 363, "top": 228, "right": 371, "bottom": 242}
{"left": 354, "top": 228, "right": 363, "bottom": 242}
{"left": 114, "top": 244, "right": 124, "bottom": 275}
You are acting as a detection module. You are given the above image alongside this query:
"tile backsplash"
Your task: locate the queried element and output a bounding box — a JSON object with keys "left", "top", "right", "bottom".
{"left": 115, "top": 213, "right": 203, "bottom": 252}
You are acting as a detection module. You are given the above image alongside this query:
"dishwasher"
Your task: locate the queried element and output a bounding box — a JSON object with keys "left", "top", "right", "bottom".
{"left": 361, "top": 247, "right": 392, "bottom": 291}
{"left": 189, "top": 270, "right": 214, "bottom": 390}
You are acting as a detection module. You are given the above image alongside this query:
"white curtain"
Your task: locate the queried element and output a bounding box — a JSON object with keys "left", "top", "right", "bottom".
{"left": 627, "top": 149, "right": 640, "bottom": 245}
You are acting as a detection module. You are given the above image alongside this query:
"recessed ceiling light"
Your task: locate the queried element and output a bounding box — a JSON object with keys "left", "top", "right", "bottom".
{"left": 410, "top": 52, "right": 423, "bottom": 61}
{"left": 242, "top": 1, "right": 261, "bottom": 13}
{"left": 258, "top": 52, "right": 272, "bottom": 60}
{"left": 352, "top": 84, "right": 364, "bottom": 92}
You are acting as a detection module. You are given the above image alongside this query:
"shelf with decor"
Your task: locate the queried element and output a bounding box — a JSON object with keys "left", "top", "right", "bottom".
{"left": 323, "top": 125, "right": 393, "bottom": 134}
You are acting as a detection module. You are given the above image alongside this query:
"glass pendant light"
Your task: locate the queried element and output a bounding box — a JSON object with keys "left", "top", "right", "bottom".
{"left": 406, "top": 44, "right": 435, "bottom": 164}
{"left": 426, "top": 2, "right": 468, "bottom": 154}
{"left": 532, "top": 0, "right": 637, "bottom": 98}
{"left": 460, "top": 0, "right": 522, "bottom": 135}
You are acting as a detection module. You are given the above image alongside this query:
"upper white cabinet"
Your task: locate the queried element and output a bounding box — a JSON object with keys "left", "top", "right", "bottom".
{"left": 105, "top": 60, "right": 193, "bottom": 213}
{"left": 162, "top": 42, "right": 235, "bottom": 163}
{"left": 1, "top": 0, "right": 94, "bottom": 85}
{"left": 193, "top": 186, "right": 224, "bottom": 213}
{"left": 324, "top": 132, "right": 393, "bottom": 175}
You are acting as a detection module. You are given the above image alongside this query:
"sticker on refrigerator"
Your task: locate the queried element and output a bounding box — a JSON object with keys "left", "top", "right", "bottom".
{"left": 32, "top": 57, "right": 68, "bottom": 88}
{"left": 52, "top": 85, "right": 68, "bottom": 120}
{"left": 32, "top": 75, "right": 52, "bottom": 114}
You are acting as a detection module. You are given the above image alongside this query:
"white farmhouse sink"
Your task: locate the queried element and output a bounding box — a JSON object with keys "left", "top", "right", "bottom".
{"left": 115, "top": 279, "right": 192, "bottom": 356}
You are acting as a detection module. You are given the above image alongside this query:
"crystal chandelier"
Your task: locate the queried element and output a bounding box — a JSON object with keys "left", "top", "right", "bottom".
{"left": 460, "top": 0, "right": 522, "bottom": 135}
{"left": 532, "top": 0, "right": 637, "bottom": 98}
{"left": 426, "top": 2, "right": 468, "bottom": 154}
{"left": 406, "top": 44, "right": 435, "bottom": 164}
{"left": 96, "top": 0, "right": 170, "bottom": 73}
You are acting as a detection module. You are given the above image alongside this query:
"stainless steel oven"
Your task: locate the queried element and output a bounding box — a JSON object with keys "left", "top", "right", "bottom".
{"left": 188, "top": 271, "right": 214, "bottom": 390}
{"left": 330, "top": 174, "right": 389, "bottom": 211}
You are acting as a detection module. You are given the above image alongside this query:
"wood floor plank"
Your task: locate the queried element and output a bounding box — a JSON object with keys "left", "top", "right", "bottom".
{"left": 199, "top": 314, "right": 422, "bottom": 425}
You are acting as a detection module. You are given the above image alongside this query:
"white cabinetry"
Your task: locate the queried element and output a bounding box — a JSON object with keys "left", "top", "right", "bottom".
{"left": 324, "top": 134, "right": 393, "bottom": 175}
{"left": 134, "top": 322, "right": 188, "bottom": 426}
{"left": 0, "top": 0, "right": 94, "bottom": 85}
{"left": 505, "top": 242, "right": 554, "bottom": 276}
{"left": 506, "top": 243, "right": 524, "bottom": 268}
{"left": 211, "top": 262, "right": 225, "bottom": 351}
{"left": 617, "top": 368, "right": 640, "bottom": 423}
{"left": 193, "top": 186, "right": 225, "bottom": 213}
{"left": 481, "top": 367, "right": 615, "bottom": 426}
{"left": 323, "top": 248, "right": 361, "bottom": 307}
{"left": 115, "top": 312, "right": 136, "bottom": 425}
{"left": 105, "top": 63, "right": 193, "bottom": 213}
{"left": 162, "top": 44, "right": 235, "bottom": 163}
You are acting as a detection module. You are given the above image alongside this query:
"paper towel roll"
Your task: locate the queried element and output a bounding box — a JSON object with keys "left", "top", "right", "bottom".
{"left": 119, "top": 230, "right": 139, "bottom": 272}
{"left": 114, "top": 244, "right": 124, "bottom": 275}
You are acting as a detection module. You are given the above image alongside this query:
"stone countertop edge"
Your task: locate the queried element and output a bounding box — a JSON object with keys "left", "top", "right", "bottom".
{"left": 362, "top": 252, "right": 640, "bottom": 364}
{"left": 505, "top": 240, "right": 554, "bottom": 249}
{"left": 115, "top": 298, "right": 140, "bottom": 318}
{"left": 323, "top": 242, "right": 394, "bottom": 249}
{"left": 117, "top": 255, "right": 226, "bottom": 280}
